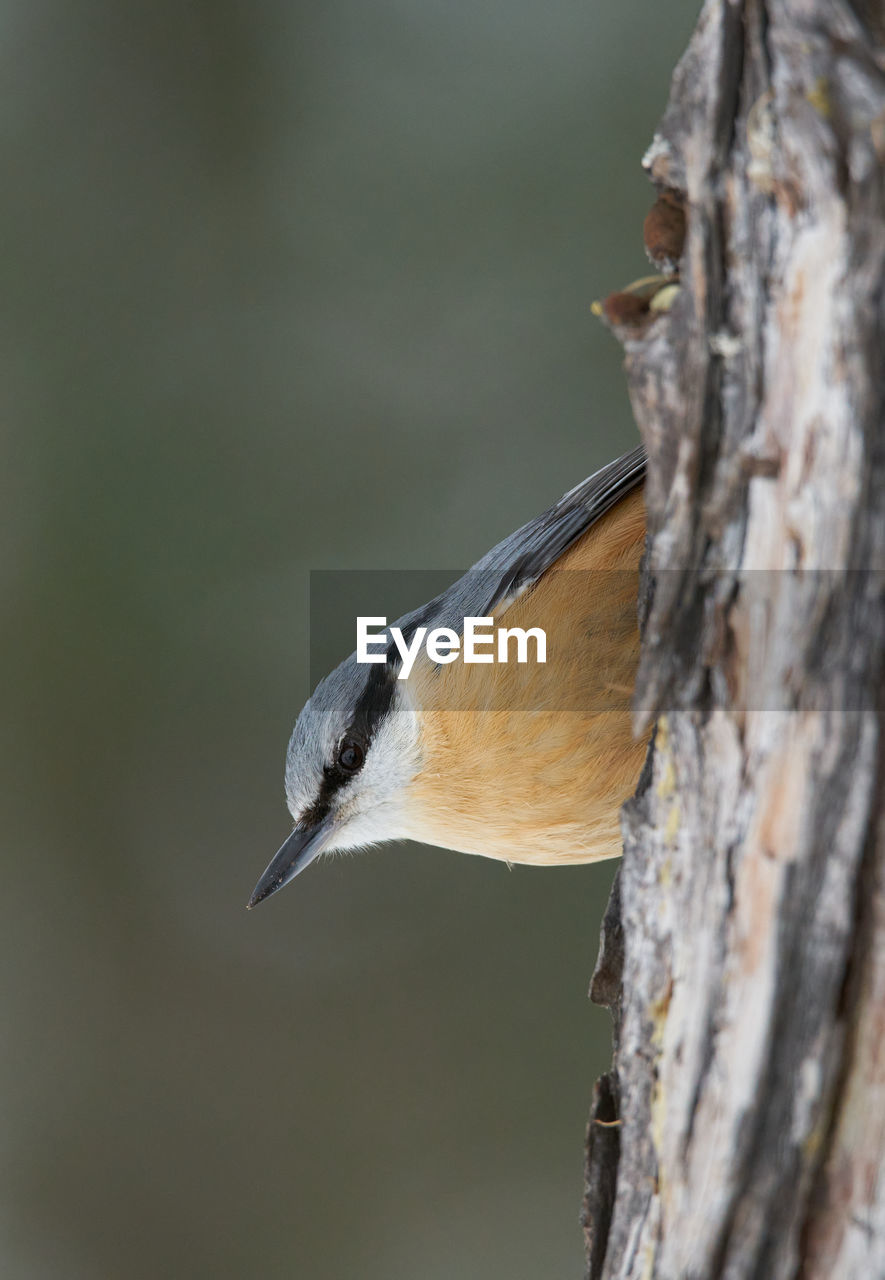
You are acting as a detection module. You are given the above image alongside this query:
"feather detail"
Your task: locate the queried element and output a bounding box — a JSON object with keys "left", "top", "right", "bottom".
{"left": 403, "top": 487, "right": 648, "bottom": 864}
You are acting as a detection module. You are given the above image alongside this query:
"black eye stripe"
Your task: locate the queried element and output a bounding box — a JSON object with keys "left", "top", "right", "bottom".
{"left": 308, "top": 666, "right": 395, "bottom": 816}
{"left": 348, "top": 662, "right": 396, "bottom": 741}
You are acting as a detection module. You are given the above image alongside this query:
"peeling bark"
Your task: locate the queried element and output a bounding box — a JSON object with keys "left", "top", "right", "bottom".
{"left": 583, "top": 2, "right": 885, "bottom": 1277}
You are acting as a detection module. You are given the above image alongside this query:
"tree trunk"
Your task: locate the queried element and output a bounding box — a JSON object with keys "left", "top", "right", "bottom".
{"left": 583, "top": 2, "right": 885, "bottom": 1277}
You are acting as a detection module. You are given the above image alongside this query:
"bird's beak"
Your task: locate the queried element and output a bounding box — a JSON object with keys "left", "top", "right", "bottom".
{"left": 247, "top": 818, "right": 333, "bottom": 909}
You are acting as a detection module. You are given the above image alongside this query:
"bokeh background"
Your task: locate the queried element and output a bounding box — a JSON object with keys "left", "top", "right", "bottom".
{"left": 2, "top": 2, "right": 698, "bottom": 1276}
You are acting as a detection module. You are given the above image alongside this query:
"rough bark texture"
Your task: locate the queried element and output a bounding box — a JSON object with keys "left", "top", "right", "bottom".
{"left": 583, "top": 2, "right": 885, "bottom": 1277}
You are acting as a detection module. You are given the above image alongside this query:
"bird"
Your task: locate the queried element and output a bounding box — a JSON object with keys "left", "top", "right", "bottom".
{"left": 248, "top": 444, "right": 648, "bottom": 908}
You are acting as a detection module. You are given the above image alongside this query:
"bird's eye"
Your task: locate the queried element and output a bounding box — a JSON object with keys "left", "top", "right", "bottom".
{"left": 336, "top": 738, "right": 365, "bottom": 773}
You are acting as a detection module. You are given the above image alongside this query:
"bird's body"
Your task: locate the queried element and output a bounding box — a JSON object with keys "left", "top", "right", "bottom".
{"left": 249, "top": 446, "right": 648, "bottom": 907}
{"left": 404, "top": 486, "right": 646, "bottom": 864}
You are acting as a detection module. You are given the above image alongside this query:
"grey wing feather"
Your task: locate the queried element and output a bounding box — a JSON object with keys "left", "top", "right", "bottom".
{"left": 470, "top": 443, "right": 646, "bottom": 611}
{"left": 392, "top": 444, "right": 646, "bottom": 638}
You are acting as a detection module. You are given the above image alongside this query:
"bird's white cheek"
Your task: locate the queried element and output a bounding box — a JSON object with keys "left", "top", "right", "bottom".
{"left": 327, "top": 709, "right": 422, "bottom": 852}
{"left": 328, "top": 802, "right": 411, "bottom": 852}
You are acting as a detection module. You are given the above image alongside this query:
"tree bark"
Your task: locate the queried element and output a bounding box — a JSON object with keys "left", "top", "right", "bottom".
{"left": 583, "top": 2, "right": 885, "bottom": 1277}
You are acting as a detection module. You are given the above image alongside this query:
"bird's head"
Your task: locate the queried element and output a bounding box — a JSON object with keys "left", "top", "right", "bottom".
{"left": 248, "top": 655, "right": 420, "bottom": 907}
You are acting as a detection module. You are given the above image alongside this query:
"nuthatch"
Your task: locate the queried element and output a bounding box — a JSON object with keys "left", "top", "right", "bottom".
{"left": 248, "top": 445, "right": 647, "bottom": 908}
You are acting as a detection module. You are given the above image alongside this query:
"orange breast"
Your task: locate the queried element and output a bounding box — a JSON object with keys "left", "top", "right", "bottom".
{"left": 403, "top": 487, "right": 649, "bottom": 865}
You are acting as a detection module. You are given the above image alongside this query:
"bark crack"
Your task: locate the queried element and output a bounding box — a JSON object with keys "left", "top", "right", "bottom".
{"left": 583, "top": 0, "right": 885, "bottom": 1274}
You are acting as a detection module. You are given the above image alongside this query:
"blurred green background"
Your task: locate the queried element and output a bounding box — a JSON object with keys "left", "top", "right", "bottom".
{"left": 2, "top": 2, "right": 698, "bottom": 1276}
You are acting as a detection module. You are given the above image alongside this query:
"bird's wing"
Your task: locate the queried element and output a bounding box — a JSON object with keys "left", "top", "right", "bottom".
{"left": 393, "top": 444, "right": 647, "bottom": 636}
{"left": 469, "top": 443, "right": 647, "bottom": 613}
